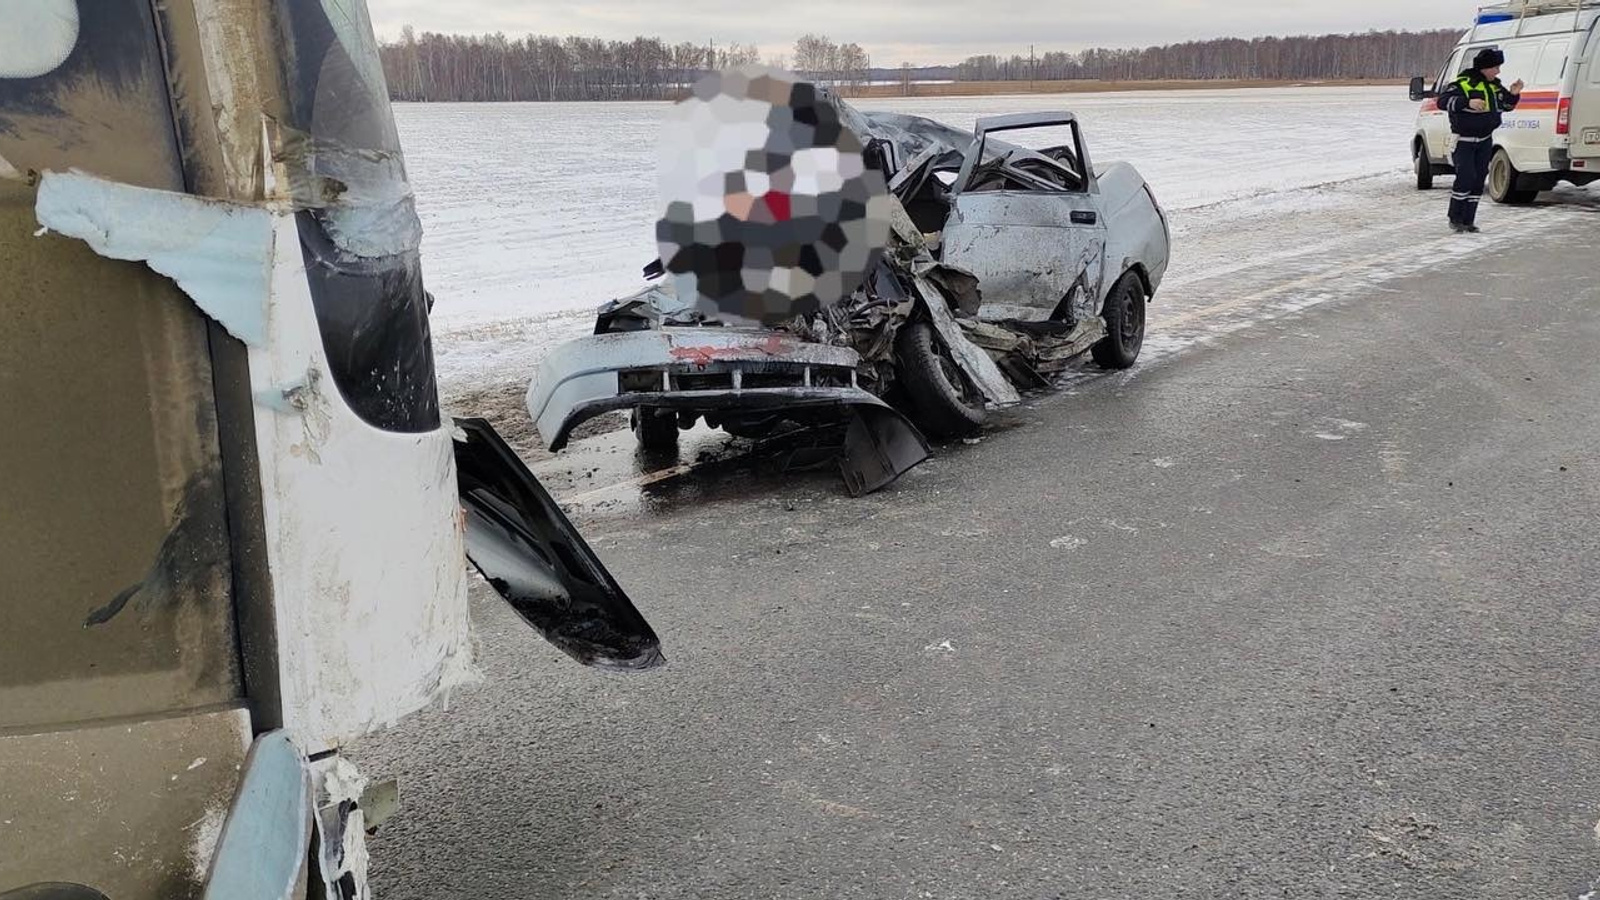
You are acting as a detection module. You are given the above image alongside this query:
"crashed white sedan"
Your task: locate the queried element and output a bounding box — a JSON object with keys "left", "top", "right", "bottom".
{"left": 527, "top": 103, "right": 1171, "bottom": 494}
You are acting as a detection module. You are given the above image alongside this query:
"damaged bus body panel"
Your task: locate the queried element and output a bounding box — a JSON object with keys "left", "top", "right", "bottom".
{"left": 2, "top": 2, "right": 660, "bottom": 898}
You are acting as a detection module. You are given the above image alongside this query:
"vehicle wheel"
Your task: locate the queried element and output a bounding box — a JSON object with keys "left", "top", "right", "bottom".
{"left": 894, "top": 320, "right": 986, "bottom": 438}
{"left": 1091, "top": 274, "right": 1146, "bottom": 370}
{"left": 1488, "top": 149, "right": 1538, "bottom": 204}
{"left": 632, "top": 407, "right": 679, "bottom": 450}
{"left": 1414, "top": 144, "right": 1434, "bottom": 190}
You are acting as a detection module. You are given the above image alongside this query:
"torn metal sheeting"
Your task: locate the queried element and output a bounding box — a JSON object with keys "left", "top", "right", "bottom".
{"left": 358, "top": 779, "right": 401, "bottom": 833}
{"left": 454, "top": 418, "right": 665, "bottom": 670}
{"left": 34, "top": 171, "right": 272, "bottom": 347}
{"left": 959, "top": 317, "right": 1108, "bottom": 385}
{"left": 911, "top": 273, "right": 1021, "bottom": 408}
{"left": 594, "top": 281, "right": 711, "bottom": 334}
{"left": 308, "top": 756, "right": 374, "bottom": 900}
{"left": 840, "top": 404, "right": 931, "bottom": 497}
{"left": 886, "top": 146, "right": 943, "bottom": 197}
{"left": 836, "top": 106, "right": 1014, "bottom": 175}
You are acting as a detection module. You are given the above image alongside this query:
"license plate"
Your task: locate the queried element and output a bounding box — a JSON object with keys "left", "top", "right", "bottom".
{"left": 1584, "top": 127, "right": 1600, "bottom": 145}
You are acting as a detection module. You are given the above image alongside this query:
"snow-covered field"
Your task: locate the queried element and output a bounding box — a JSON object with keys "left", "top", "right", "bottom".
{"left": 395, "top": 86, "right": 1419, "bottom": 330}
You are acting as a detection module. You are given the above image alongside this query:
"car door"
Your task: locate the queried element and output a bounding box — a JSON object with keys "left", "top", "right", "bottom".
{"left": 940, "top": 114, "right": 1108, "bottom": 323}
{"left": 1422, "top": 48, "right": 1466, "bottom": 162}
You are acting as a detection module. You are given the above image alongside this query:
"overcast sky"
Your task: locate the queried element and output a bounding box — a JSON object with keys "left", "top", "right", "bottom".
{"left": 367, "top": 0, "right": 1474, "bottom": 65}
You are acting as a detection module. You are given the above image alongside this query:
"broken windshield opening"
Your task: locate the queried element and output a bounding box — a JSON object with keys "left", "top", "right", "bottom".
{"left": 967, "top": 150, "right": 1085, "bottom": 193}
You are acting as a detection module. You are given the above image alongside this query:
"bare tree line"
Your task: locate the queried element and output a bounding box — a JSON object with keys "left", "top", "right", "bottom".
{"left": 955, "top": 30, "right": 1463, "bottom": 82}
{"left": 791, "top": 34, "right": 873, "bottom": 86}
{"left": 381, "top": 27, "right": 763, "bottom": 101}
{"left": 378, "top": 27, "right": 1463, "bottom": 102}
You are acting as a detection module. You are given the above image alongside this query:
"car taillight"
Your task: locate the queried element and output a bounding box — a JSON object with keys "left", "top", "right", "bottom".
{"left": 1557, "top": 98, "right": 1572, "bottom": 135}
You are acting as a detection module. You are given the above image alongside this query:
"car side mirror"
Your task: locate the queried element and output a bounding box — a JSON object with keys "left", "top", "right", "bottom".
{"left": 1409, "top": 77, "right": 1436, "bottom": 102}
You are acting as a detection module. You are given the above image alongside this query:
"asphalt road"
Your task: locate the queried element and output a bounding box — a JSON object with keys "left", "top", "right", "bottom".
{"left": 356, "top": 204, "right": 1600, "bottom": 899}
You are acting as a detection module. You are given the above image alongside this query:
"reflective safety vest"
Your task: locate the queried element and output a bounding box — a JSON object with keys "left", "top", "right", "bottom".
{"left": 1457, "top": 77, "right": 1498, "bottom": 109}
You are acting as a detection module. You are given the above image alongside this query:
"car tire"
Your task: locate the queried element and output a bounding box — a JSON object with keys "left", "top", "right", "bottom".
{"left": 1488, "top": 149, "right": 1538, "bottom": 204}
{"left": 632, "top": 407, "right": 679, "bottom": 451}
{"left": 894, "top": 320, "right": 986, "bottom": 438}
{"left": 1414, "top": 145, "right": 1434, "bottom": 190}
{"left": 1091, "top": 274, "right": 1147, "bottom": 370}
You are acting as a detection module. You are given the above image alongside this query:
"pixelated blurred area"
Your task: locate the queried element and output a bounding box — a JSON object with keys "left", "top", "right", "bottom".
{"left": 656, "top": 66, "right": 891, "bottom": 326}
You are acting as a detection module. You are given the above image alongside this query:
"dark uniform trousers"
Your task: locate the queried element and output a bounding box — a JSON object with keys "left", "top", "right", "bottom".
{"left": 1449, "top": 137, "right": 1495, "bottom": 227}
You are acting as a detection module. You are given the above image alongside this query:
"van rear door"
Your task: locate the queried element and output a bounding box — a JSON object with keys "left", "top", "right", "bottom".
{"left": 1570, "top": 26, "right": 1600, "bottom": 161}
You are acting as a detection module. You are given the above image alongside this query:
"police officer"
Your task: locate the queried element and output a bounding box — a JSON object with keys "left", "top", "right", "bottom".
{"left": 1437, "top": 47, "right": 1524, "bottom": 233}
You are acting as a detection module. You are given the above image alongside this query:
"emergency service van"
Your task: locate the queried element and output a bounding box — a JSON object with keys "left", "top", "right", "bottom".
{"left": 1410, "top": 0, "right": 1600, "bottom": 202}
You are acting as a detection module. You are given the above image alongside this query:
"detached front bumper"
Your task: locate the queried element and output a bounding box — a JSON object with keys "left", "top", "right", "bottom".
{"left": 528, "top": 328, "right": 873, "bottom": 450}
{"left": 526, "top": 327, "right": 929, "bottom": 495}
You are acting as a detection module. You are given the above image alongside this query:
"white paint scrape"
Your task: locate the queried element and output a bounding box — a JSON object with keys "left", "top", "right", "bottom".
{"left": 252, "top": 214, "right": 477, "bottom": 752}
{"left": 34, "top": 170, "right": 272, "bottom": 347}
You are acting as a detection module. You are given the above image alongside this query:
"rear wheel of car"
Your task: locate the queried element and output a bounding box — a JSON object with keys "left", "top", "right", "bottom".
{"left": 1091, "top": 274, "right": 1146, "bottom": 370}
{"left": 894, "top": 320, "right": 986, "bottom": 438}
{"left": 632, "top": 407, "right": 679, "bottom": 451}
{"left": 1488, "top": 149, "right": 1538, "bottom": 204}
{"left": 1414, "top": 144, "right": 1434, "bottom": 190}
